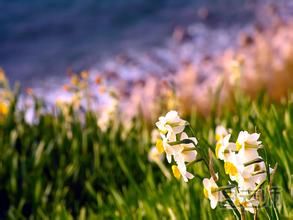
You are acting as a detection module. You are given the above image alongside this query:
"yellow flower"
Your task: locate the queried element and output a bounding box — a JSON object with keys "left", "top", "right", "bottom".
{"left": 171, "top": 158, "right": 194, "bottom": 182}
{"left": 202, "top": 175, "right": 224, "bottom": 209}
{"left": 156, "top": 139, "right": 164, "bottom": 154}
{"left": 215, "top": 125, "right": 228, "bottom": 142}
{"left": 171, "top": 165, "right": 181, "bottom": 180}
{"left": 224, "top": 162, "right": 238, "bottom": 177}
{"left": 203, "top": 188, "right": 209, "bottom": 198}
{"left": 0, "top": 102, "right": 9, "bottom": 116}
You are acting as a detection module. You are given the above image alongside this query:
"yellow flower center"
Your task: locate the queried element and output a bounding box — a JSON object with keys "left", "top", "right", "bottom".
{"left": 224, "top": 162, "right": 238, "bottom": 176}
{"left": 236, "top": 141, "right": 242, "bottom": 151}
{"left": 0, "top": 102, "right": 8, "bottom": 116}
{"left": 215, "top": 142, "right": 221, "bottom": 158}
{"left": 245, "top": 142, "right": 258, "bottom": 149}
{"left": 215, "top": 134, "right": 221, "bottom": 142}
{"left": 156, "top": 139, "right": 164, "bottom": 153}
{"left": 171, "top": 165, "right": 181, "bottom": 179}
{"left": 203, "top": 188, "right": 209, "bottom": 198}
{"left": 237, "top": 141, "right": 258, "bottom": 151}
{"left": 234, "top": 198, "right": 241, "bottom": 206}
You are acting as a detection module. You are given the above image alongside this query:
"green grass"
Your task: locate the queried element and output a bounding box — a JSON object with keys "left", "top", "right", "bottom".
{"left": 0, "top": 87, "right": 292, "bottom": 219}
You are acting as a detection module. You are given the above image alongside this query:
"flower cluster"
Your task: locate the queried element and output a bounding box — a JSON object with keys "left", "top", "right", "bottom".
{"left": 150, "top": 111, "right": 277, "bottom": 218}
{"left": 155, "top": 111, "right": 198, "bottom": 182}
{"left": 213, "top": 127, "right": 273, "bottom": 213}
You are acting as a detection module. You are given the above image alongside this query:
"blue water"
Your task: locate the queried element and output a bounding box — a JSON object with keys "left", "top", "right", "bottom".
{"left": 0, "top": 0, "right": 253, "bottom": 87}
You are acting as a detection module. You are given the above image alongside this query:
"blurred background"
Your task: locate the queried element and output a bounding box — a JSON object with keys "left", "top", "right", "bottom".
{"left": 0, "top": 0, "right": 292, "bottom": 114}
{"left": 0, "top": 0, "right": 272, "bottom": 85}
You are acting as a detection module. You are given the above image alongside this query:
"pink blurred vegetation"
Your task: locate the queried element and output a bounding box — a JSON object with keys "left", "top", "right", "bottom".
{"left": 55, "top": 16, "right": 293, "bottom": 127}
{"left": 121, "top": 20, "right": 293, "bottom": 121}
{"left": 3, "top": 4, "right": 292, "bottom": 126}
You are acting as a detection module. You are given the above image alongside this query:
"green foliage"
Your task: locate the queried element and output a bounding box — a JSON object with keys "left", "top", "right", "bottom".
{"left": 0, "top": 91, "right": 292, "bottom": 219}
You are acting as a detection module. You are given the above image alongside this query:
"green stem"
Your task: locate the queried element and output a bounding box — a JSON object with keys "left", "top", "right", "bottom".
{"left": 254, "top": 207, "right": 258, "bottom": 220}
{"left": 187, "top": 125, "right": 209, "bottom": 167}
{"left": 211, "top": 184, "right": 236, "bottom": 193}
{"left": 247, "top": 179, "right": 266, "bottom": 200}
{"left": 222, "top": 190, "right": 241, "bottom": 220}
{"left": 240, "top": 206, "right": 246, "bottom": 220}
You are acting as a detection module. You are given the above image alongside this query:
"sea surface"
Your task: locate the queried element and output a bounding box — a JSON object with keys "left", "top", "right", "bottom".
{"left": 0, "top": 0, "right": 255, "bottom": 90}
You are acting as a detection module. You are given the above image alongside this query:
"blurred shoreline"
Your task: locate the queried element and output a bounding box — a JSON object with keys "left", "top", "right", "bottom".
{"left": 0, "top": 0, "right": 293, "bottom": 121}
{"left": 1, "top": 0, "right": 258, "bottom": 87}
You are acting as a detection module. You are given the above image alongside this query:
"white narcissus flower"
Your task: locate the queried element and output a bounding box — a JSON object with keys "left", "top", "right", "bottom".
{"left": 170, "top": 133, "right": 198, "bottom": 182}
{"left": 172, "top": 154, "right": 194, "bottom": 182}
{"left": 239, "top": 161, "right": 273, "bottom": 190}
{"left": 224, "top": 153, "right": 242, "bottom": 182}
{"left": 236, "top": 131, "right": 261, "bottom": 163}
{"left": 151, "top": 129, "right": 160, "bottom": 144}
{"left": 215, "top": 134, "right": 236, "bottom": 161}
{"left": 155, "top": 110, "right": 186, "bottom": 139}
{"left": 224, "top": 153, "right": 254, "bottom": 187}
{"left": 230, "top": 189, "right": 259, "bottom": 214}
{"left": 156, "top": 131, "right": 197, "bottom": 164}
{"left": 202, "top": 175, "right": 224, "bottom": 209}
{"left": 148, "top": 146, "right": 163, "bottom": 163}
{"left": 215, "top": 125, "right": 229, "bottom": 142}
{"left": 179, "top": 132, "right": 198, "bottom": 162}
{"left": 97, "top": 96, "right": 118, "bottom": 132}
{"left": 252, "top": 162, "right": 273, "bottom": 185}
{"left": 224, "top": 154, "right": 267, "bottom": 191}
{"left": 156, "top": 133, "right": 183, "bottom": 163}
{"left": 237, "top": 167, "right": 259, "bottom": 190}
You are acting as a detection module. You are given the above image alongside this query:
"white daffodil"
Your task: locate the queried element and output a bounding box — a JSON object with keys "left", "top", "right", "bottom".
{"left": 215, "top": 134, "right": 236, "bottom": 161}
{"left": 148, "top": 146, "right": 171, "bottom": 180}
{"left": 224, "top": 153, "right": 242, "bottom": 182}
{"left": 156, "top": 133, "right": 182, "bottom": 163}
{"left": 203, "top": 175, "right": 224, "bottom": 209}
{"left": 179, "top": 132, "right": 198, "bottom": 162}
{"left": 97, "top": 97, "right": 118, "bottom": 132}
{"left": 148, "top": 146, "right": 163, "bottom": 163}
{"left": 236, "top": 131, "right": 261, "bottom": 163}
{"left": 237, "top": 167, "right": 259, "bottom": 190}
{"left": 225, "top": 156, "right": 268, "bottom": 191}
{"left": 169, "top": 133, "right": 198, "bottom": 182}
{"left": 241, "top": 161, "right": 273, "bottom": 188}
{"left": 172, "top": 154, "right": 194, "bottom": 182}
{"left": 230, "top": 189, "right": 259, "bottom": 214}
{"left": 151, "top": 129, "right": 160, "bottom": 144}
{"left": 251, "top": 161, "right": 268, "bottom": 184}
{"left": 156, "top": 110, "right": 186, "bottom": 139}
{"left": 223, "top": 153, "right": 260, "bottom": 189}
{"left": 215, "top": 125, "right": 229, "bottom": 142}
{"left": 156, "top": 132, "right": 197, "bottom": 164}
